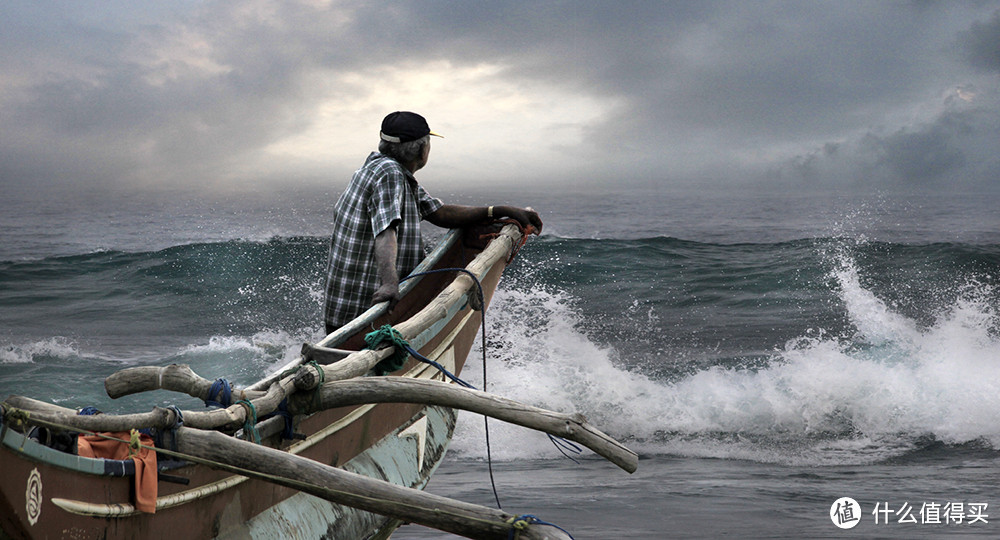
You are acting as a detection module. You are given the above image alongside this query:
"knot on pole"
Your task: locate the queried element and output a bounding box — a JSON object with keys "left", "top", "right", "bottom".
{"left": 364, "top": 325, "right": 411, "bottom": 375}
{"left": 506, "top": 514, "right": 575, "bottom": 539}
{"left": 236, "top": 400, "right": 261, "bottom": 444}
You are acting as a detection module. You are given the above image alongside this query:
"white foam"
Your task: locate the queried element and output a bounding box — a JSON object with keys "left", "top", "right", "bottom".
{"left": 175, "top": 329, "right": 317, "bottom": 366}
{"left": 451, "top": 257, "right": 1000, "bottom": 466}
{"left": 1, "top": 337, "right": 83, "bottom": 364}
{"left": 831, "top": 254, "right": 921, "bottom": 347}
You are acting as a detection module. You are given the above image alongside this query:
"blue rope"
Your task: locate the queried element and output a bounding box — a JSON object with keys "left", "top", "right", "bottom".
{"left": 205, "top": 378, "right": 233, "bottom": 408}
{"left": 403, "top": 344, "right": 477, "bottom": 389}
{"left": 400, "top": 267, "right": 485, "bottom": 313}
{"left": 508, "top": 514, "right": 576, "bottom": 540}
{"left": 260, "top": 399, "right": 306, "bottom": 441}
{"left": 405, "top": 342, "right": 584, "bottom": 465}
{"left": 404, "top": 266, "right": 586, "bottom": 467}
{"left": 401, "top": 264, "right": 582, "bottom": 511}
{"left": 166, "top": 405, "right": 184, "bottom": 429}
{"left": 400, "top": 266, "right": 504, "bottom": 509}
{"left": 164, "top": 405, "right": 184, "bottom": 451}
{"left": 547, "top": 434, "right": 584, "bottom": 463}
{"left": 76, "top": 405, "right": 153, "bottom": 437}
{"left": 397, "top": 269, "right": 484, "bottom": 391}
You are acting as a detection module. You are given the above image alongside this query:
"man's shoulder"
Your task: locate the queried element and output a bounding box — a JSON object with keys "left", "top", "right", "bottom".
{"left": 344, "top": 153, "right": 402, "bottom": 192}
{"left": 360, "top": 152, "right": 405, "bottom": 176}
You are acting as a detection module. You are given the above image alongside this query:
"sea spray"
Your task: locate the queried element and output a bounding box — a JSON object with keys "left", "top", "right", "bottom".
{"left": 452, "top": 285, "right": 670, "bottom": 461}
{"left": 452, "top": 246, "right": 1000, "bottom": 466}
{"left": 1, "top": 336, "right": 84, "bottom": 364}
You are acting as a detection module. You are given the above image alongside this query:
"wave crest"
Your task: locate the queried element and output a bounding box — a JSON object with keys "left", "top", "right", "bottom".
{"left": 452, "top": 251, "right": 1000, "bottom": 466}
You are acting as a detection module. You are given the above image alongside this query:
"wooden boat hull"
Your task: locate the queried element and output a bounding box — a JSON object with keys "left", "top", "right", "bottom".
{"left": 235, "top": 403, "right": 456, "bottom": 539}
{"left": 1, "top": 227, "right": 510, "bottom": 540}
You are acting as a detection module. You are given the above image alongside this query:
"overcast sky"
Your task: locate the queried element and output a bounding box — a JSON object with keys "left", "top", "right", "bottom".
{"left": 2, "top": 1, "right": 999, "bottom": 195}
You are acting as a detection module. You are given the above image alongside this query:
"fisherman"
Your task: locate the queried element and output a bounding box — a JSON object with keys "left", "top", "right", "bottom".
{"left": 323, "top": 111, "right": 543, "bottom": 334}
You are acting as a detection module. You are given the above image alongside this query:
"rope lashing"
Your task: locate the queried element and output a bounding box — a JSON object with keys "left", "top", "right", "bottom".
{"left": 364, "top": 325, "right": 411, "bottom": 376}
{"left": 278, "top": 360, "right": 325, "bottom": 412}
{"left": 400, "top": 267, "right": 485, "bottom": 314}
{"left": 166, "top": 405, "right": 184, "bottom": 429}
{"left": 260, "top": 398, "right": 306, "bottom": 441}
{"left": 363, "top": 321, "right": 475, "bottom": 386}
{"left": 163, "top": 404, "right": 185, "bottom": 451}
{"left": 479, "top": 218, "right": 535, "bottom": 264}
{"left": 305, "top": 360, "right": 325, "bottom": 386}
{"left": 127, "top": 428, "right": 142, "bottom": 458}
{"left": 507, "top": 514, "right": 575, "bottom": 540}
{"left": 235, "top": 399, "right": 261, "bottom": 444}
{"left": 304, "top": 360, "right": 326, "bottom": 412}
{"left": 205, "top": 378, "right": 233, "bottom": 408}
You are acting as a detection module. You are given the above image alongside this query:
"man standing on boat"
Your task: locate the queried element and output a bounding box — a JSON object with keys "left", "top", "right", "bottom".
{"left": 323, "top": 111, "right": 542, "bottom": 334}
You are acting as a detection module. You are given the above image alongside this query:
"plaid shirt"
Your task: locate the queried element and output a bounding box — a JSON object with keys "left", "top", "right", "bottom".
{"left": 324, "top": 152, "right": 443, "bottom": 330}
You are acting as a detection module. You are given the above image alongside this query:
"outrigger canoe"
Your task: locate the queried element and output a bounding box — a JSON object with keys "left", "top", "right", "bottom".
{"left": 1, "top": 224, "right": 637, "bottom": 540}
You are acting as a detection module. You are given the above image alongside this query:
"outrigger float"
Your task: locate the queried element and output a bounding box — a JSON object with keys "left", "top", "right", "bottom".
{"left": 0, "top": 224, "right": 637, "bottom": 540}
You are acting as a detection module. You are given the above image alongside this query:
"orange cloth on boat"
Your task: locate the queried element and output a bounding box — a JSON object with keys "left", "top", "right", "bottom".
{"left": 78, "top": 431, "right": 158, "bottom": 513}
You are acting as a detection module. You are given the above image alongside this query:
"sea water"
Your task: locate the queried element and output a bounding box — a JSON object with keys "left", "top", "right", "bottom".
{"left": 1, "top": 185, "right": 999, "bottom": 538}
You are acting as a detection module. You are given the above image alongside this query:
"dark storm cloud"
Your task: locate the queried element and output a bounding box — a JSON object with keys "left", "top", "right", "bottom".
{"left": 386, "top": 4, "right": 978, "bottom": 144}
{"left": 961, "top": 8, "right": 1000, "bottom": 73}
{"left": 0, "top": 2, "right": 344, "bottom": 188}
{"left": 1, "top": 1, "right": 999, "bottom": 191}
{"left": 771, "top": 95, "right": 1000, "bottom": 188}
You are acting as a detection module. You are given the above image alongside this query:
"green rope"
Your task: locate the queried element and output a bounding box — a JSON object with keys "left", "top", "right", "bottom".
{"left": 235, "top": 399, "right": 261, "bottom": 444}
{"left": 276, "top": 363, "right": 303, "bottom": 380}
{"left": 508, "top": 515, "right": 532, "bottom": 531}
{"left": 305, "top": 360, "right": 325, "bottom": 385}
{"left": 278, "top": 360, "right": 325, "bottom": 381}
{"left": 304, "top": 360, "right": 325, "bottom": 410}
{"left": 364, "top": 325, "right": 411, "bottom": 375}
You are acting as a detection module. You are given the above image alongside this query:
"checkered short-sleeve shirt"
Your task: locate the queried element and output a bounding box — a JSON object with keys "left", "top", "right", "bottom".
{"left": 323, "top": 152, "right": 443, "bottom": 330}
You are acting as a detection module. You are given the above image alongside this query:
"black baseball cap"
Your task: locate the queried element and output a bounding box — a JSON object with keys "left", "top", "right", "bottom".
{"left": 379, "top": 111, "right": 443, "bottom": 143}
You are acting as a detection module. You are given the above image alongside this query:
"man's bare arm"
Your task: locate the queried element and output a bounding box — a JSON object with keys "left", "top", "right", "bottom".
{"left": 371, "top": 224, "right": 401, "bottom": 309}
{"left": 426, "top": 204, "right": 543, "bottom": 233}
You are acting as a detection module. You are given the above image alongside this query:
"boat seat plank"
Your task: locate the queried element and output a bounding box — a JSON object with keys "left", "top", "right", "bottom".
{"left": 300, "top": 343, "right": 353, "bottom": 365}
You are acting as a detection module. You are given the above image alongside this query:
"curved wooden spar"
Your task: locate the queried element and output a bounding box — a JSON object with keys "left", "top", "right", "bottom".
{"left": 169, "top": 427, "right": 572, "bottom": 540}
{"left": 104, "top": 363, "right": 266, "bottom": 401}
{"left": 7, "top": 370, "right": 638, "bottom": 473}
{"left": 289, "top": 377, "right": 639, "bottom": 473}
